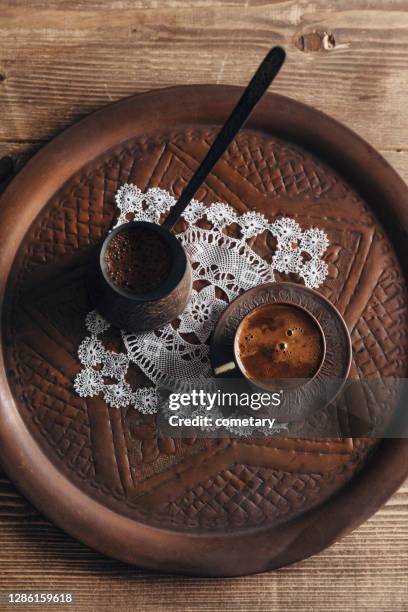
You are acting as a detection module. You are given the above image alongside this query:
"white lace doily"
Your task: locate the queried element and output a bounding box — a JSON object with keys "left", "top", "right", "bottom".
{"left": 74, "top": 183, "right": 329, "bottom": 423}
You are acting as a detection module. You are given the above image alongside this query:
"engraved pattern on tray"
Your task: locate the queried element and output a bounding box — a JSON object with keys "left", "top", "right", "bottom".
{"left": 5, "top": 128, "right": 408, "bottom": 531}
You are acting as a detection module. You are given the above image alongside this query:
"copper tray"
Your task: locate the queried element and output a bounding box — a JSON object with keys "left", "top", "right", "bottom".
{"left": 0, "top": 87, "right": 407, "bottom": 577}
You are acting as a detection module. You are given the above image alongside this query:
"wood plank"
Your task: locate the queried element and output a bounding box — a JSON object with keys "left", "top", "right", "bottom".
{"left": 0, "top": 1, "right": 408, "bottom": 148}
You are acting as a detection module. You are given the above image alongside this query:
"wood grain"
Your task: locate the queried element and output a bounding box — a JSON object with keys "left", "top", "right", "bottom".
{"left": 0, "top": 0, "right": 408, "bottom": 148}
{"left": 0, "top": 0, "right": 407, "bottom": 610}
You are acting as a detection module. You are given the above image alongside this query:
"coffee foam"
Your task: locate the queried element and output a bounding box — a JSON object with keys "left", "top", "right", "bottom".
{"left": 236, "top": 303, "right": 324, "bottom": 384}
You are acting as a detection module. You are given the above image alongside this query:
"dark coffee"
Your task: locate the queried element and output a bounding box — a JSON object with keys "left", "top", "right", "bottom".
{"left": 235, "top": 303, "right": 324, "bottom": 387}
{"left": 105, "top": 227, "right": 172, "bottom": 293}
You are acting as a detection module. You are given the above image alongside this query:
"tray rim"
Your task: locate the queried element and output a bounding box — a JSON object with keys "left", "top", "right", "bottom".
{"left": 0, "top": 85, "right": 407, "bottom": 577}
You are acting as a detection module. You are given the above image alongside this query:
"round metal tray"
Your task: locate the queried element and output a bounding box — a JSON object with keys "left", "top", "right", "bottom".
{"left": 0, "top": 86, "right": 407, "bottom": 576}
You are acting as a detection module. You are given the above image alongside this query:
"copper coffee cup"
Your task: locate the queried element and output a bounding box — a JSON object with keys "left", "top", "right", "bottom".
{"left": 211, "top": 282, "right": 352, "bottom": 421}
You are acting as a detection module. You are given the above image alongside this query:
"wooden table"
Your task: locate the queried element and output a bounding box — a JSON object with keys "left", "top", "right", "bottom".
{"left": 0, "top": 1, "right": 407, "bottom": 610}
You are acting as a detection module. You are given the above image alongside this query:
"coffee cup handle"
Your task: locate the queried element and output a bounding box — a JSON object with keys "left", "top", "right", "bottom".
{"left": 214, "top": 361, "right": 238, "bottom": 376}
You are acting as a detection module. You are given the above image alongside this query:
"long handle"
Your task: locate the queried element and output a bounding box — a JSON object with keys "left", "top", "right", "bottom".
{"left": 163, "top": 46, "right": 286, "bottom": 230}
